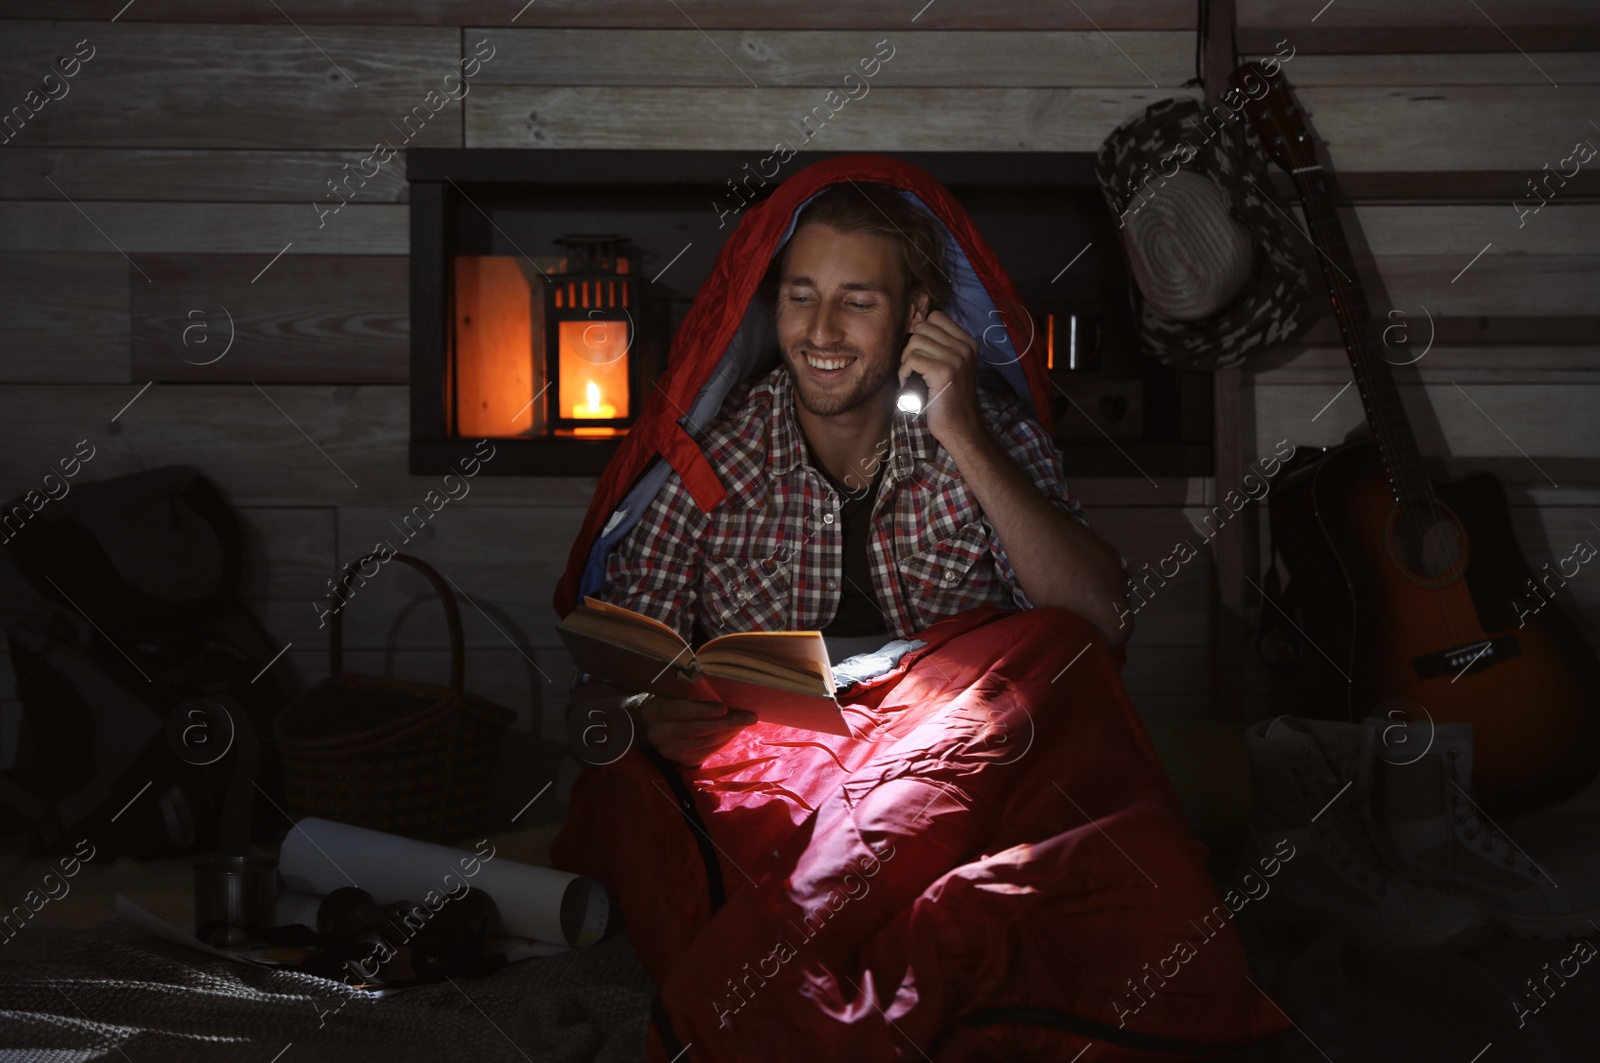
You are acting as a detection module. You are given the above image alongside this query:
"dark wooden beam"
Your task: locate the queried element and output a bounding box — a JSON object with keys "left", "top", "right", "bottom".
{"left": 1295, "top": 315, "right": 1600, "bottom": 347}
{"left": 410, "top": 181, "right": 450, "bottom": 447}
{"left": 1239, "top": 27, "right": 1600, "bottom": 54}
{"left": 1267, "top": 169, "right": 1600, "bottom": 203}
{"left": 406, "top": 148, "right": 1099, "bottom": 186}
{"left": 1204, "top": 0, "right": 1255, "bottom": 723}
{"left": 4, "top": 3, "right": 1196, "bottom": 29}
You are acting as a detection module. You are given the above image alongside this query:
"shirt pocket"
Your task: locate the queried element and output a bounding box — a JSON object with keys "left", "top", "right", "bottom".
{"left": 895, "top": 519, "right": 1005, "bottom": 625}
{"left": 900, "top": 470, "right": 982, "bottom": 557}
{"left": 700, "top": 553, "right": 792, "bottom": 636}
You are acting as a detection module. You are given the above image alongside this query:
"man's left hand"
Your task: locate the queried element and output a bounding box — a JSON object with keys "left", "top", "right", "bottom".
{"left": 898, "top": 310, "right": 983, "bottom": 448}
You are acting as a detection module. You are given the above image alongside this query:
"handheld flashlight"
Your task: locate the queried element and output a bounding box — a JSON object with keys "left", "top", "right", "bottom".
{"left": 897, "top": 372, "right": 927, "bottom": 414}
{"left": 896, "top": 332, "right": 926, "bottom": 414}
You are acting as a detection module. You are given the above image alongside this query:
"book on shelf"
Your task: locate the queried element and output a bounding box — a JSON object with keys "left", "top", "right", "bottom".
{"left": 556, "top": 596, "right": 851, "bottom": 737}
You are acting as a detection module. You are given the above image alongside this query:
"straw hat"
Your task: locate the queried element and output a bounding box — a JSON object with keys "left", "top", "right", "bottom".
{"left": 1095, "top": 97, "right": 1312, "bottom": 371}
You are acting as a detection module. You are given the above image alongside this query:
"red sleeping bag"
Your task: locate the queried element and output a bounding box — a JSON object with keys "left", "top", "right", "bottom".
{"left": 550, "top": 155, "right": 1288, "bottom": 1060}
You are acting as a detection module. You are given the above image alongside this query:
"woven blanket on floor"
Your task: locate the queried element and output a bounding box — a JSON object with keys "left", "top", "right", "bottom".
{"left": 0, "top": 921, "right": 652, "bottom": 1063}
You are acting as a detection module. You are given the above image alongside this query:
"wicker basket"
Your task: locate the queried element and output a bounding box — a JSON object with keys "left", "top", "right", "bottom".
{"left": 271, "top": 552, "right": 514, "bottom": 843}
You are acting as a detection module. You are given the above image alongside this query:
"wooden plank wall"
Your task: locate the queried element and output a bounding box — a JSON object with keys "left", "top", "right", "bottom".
{"left": 0, "top": 3, "right": 1595, "bottom": 769}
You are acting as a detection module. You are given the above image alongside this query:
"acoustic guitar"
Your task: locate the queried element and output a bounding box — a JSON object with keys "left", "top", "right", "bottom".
{"left": 1233, "top": 61, "right": 1600, "bottom": 812}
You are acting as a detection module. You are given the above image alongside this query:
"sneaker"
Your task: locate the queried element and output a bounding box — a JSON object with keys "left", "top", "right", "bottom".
{"left": 1371, "top": 720, "right": 1600, "bottom": 938}
{"left": 1244, "top": 716, "right": 1489, "bottom": 950}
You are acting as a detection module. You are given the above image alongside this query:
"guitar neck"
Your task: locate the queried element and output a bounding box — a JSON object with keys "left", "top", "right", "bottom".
{"left": 1289, "top": 166, "right": 1434, "bottom": 509}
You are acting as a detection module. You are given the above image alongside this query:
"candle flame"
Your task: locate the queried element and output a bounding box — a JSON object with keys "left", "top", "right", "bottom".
{"left": 586, "top": 381, "right": 600, "bottom": 407}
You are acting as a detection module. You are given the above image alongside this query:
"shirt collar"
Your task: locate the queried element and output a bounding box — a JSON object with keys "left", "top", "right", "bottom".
{"left": 767, "top": 364, "right": 942, "bottom": 488}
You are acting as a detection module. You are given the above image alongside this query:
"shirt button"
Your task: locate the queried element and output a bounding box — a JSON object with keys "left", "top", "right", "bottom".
{"left": 822, "top": 512, "right": 835, "bottom": 524}
{"left": 826, "top": 578, "right": 838, "bottom": 591}
{"left": 943, "top": 570, "right": 958, "bottom": 583}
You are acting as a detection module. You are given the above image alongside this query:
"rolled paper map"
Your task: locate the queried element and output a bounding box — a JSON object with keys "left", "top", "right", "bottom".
{"left": 278, "top": 817, "right": 608, "bottom": 949}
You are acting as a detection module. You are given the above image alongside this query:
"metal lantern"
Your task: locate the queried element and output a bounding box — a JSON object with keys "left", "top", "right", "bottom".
{"left": 545, "top": 235, "right": 636, "bottom": 437}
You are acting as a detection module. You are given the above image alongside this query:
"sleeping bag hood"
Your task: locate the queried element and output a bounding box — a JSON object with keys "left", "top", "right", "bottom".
{"left": 554, "top": 153, "right": 1055, "bottom": 620}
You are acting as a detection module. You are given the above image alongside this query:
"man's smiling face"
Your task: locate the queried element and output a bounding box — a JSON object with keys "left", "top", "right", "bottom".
{"left": 776, "top": 222, "right": 926, "bottom": 419}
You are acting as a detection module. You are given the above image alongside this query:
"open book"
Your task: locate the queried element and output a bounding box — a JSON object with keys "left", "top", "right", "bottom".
{"left": 556, "top": 596, "right": 851, "bottom": 737}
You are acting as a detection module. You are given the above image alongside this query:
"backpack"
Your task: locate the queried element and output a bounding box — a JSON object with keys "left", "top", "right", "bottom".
{"left": 0, "top": 464, "right": 301, "bottom": 860}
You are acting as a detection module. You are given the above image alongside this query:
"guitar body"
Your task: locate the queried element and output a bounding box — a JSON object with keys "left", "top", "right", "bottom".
{"left": 1269, "top": 439, "right": 1600, "bottom": 811}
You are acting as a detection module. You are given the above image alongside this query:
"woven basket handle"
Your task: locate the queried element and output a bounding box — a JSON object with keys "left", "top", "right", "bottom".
{"left": 327, "top": 552, "right": 465, "bottom": 694}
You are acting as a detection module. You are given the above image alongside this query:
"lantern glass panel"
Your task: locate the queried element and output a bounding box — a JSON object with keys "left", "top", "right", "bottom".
{"left": 557, "top": 320, "right": 631, "bottom": 420}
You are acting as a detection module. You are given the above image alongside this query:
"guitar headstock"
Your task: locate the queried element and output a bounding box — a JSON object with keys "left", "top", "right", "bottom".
{"left": 1229, "top": 60, "right": 1315, "bottom": 176}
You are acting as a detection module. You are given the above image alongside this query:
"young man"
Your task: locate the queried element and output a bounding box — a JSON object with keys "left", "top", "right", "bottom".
{"left": 568, "top": 184, "right": 1129, "bottom": 767}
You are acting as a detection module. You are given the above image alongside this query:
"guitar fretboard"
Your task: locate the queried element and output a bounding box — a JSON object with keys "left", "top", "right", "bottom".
{"left": 1288, "top": 165, "right": 1435, "bottom": 511}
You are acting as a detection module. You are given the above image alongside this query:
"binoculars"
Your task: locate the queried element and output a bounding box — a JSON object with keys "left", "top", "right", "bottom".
{"left": 301, "top": 885, "right": 504, "bottom": 985}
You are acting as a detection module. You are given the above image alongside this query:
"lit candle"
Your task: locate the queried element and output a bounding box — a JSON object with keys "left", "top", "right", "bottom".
{"left": 573, "top": 380, "right": 616, "bottom": 419}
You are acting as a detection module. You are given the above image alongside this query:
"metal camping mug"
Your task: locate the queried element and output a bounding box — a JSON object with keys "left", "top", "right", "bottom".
{"left": 194, "top": 856, "right": 279, "bottom": 946}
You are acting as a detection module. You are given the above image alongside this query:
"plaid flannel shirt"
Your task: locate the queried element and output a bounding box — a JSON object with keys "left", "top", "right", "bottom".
{"left": 595, "top": 364, "right": 1111, "bottom": 645}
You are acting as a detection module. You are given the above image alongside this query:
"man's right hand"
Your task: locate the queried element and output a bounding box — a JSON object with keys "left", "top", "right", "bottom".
{"left": 638, "top": 696, "right": 757, "bottom": 768}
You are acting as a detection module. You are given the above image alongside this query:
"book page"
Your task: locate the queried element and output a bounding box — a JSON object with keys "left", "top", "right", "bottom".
{"left": 698, "top": 630, "right": 836, "bottom": 692}
{"left": 557, "top": 626, "right": 718, "bottom": 701}
{"left": 701, "top": 658, "right": 826, "bottom": 695}
{"left": 559, "top": 596, "right": 690, "bottom": 663}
